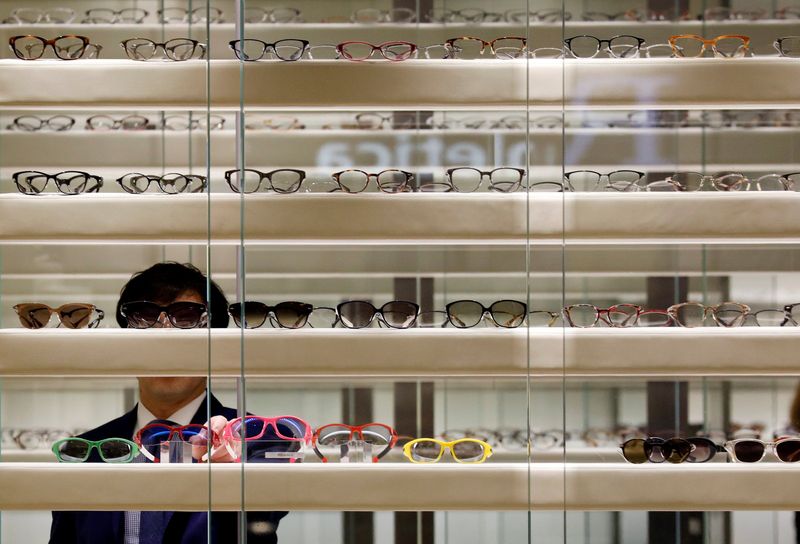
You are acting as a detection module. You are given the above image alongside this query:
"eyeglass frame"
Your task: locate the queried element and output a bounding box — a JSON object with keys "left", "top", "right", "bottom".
{"left": 116, "top": 173, "right": 207, "bottom": 194}
{"left": 9, "top": 34, "right": 90, "bottom": 60}
{"left": 774, "top": 36, "right": 800, "bottom": 57}
{"left": 403, "top": 438, "right": 493, "bottom": 463}
{"left": 668, "top": 34, "right": 751, "bottom": 58}
{"left": 563, "top": 35, "right": 646, "bottom": 58}
{"left": 666, "top": 301, "right": 750, "bottom": 327}
{"left": 12, "top": 170, "right": 103, "bottom": 195}
{"left": 725, "top": 437, "right": 800, "bottom": 463}
{"left": 331, "top": 169, "right": 414, "bottom": 193}
{"left": 86, "top": 114, "right": 150, "bottom": 131}
{"left": 335, "top": 41, "right": 418, "bottom": 61}
{"left": 228, "top": 38, "right": 309, "bottom": 61}
{"left": 52, "top": 437, "right": 139, "bottom": 463}
{"left": 312, "top": 423, "right": 398, "bottom": 462}
{"left": 228, "top": 301, "right": 314, "bottom": 329}
{"left": 120, "top": 38, "right": 206, "bottom": 61}
{"left": 13, "top": 302, "right": 105, "bottom": 329}
{"left": 224, "top": 168, "right": 306, "bottom": 194}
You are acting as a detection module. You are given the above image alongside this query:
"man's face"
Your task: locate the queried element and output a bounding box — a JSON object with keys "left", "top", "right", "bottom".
{"left": 138, "top": 290, "right": 207, "bottom": 403}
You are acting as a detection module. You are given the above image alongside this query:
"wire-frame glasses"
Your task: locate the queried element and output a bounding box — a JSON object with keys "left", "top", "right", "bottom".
{"left": 668, "top": 35, "right": 750, "bottom": 58}
{"left": 564, "top": 170, "right": 645, "bottom": 192}
{"left": 446, "top": 300, "right": 527, "bottom": 328}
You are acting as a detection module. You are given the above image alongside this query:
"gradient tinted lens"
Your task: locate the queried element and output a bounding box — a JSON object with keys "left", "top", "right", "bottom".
{"left": 121, "top": 302, "right": 161, "bottom": 328}
{"left": 410, "top": 440, "right": 442, "bottom": 462}
{"left": 164, "top": 39, "right": 197, "bottom": 60}
{"left": 229, "top": 302, "right": 268, "bottom": 328}
{"left": 663, "top": 438, "right": 693, "bottom": 463}
{"left": 621, "top": 439, "right": 648, "bottom": 463}
{"left": 452, "top": 440, "right": 486, "bottom": 462}
{"left": 336, "top": 170, "right": 369, "bottom": 192}
{"left": 15, "top": 304, "right": 52, "bottom": 328}
{"left": 56, "top": 439, "right": 91, "bottom": 462}
{"left": 686, "top": 438, "right": 717, "bottom": 463}
{"left": 490, "top": 300, "right": 526, "bottom": 328}
{"left": 447, "top": 300, "right": 484, "bottom": 328}
{"left": 273, "top": 302, "right": 312, "bottom": 328}
{"left": 167, "top": 302, "right": 207, "bottom": 328}
{"left": 98, "top": 439, "right": 135, "bottom": 462}
{"left": 380, "top": 301, "right": 418, "bottom": 328}
{"left": 58, "top": 304, "right": 94, "bottom": 328}
{"left": 338, "top": 301, "right": 376, "bottom": 328}
{"left": 775, "top": 440, "right": 800, "bottom": 462}
{"left": 733, "top": 440, "right": 765, "bottom": 462}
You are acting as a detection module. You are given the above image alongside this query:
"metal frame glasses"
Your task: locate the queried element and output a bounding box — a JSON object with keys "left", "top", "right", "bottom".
{"left": 748, "top": 303, "right": 800, "bottom": 326}
{"left": 10, "top": 7, "right": 75, "bottom": 23}
{"left": 229, "top": 39, "right": 309, "bottom": 61}
{"left": 647, "top": 172, "right": 795, "bottom": 192}
{"left": 14, "top": 303, "right": 104, "bottom": 329}
{"left": 668, "top": 35, "right": 750, "bottom": 58}
{"left": 121, "top": 38, "right": 206, "bottom": 61}
{"left": 312, "top": 423, "right": 398, "bottom": 462}
{"left": 12, "top": 170, "right": 103, "bottom": 195}
{"left": 564, "top": 170, "right": 645, "bottom": 192}
{"left": 224, "top": 168, "right": 306, "bottom": 194}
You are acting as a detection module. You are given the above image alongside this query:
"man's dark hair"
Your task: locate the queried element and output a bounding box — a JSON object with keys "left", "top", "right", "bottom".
{"left": 116, "top": 262, "right": 229, "bottom": 328}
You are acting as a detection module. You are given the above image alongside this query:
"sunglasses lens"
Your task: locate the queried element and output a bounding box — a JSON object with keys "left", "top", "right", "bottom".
{"left": 488, "top": 300, "right": 526, "bottom": 328}
{"left": 380, "top": 301, "right": 418, "bottom": 328}
{"left": 58, "top": 303, "right": 94, "bottom": 329}
{"left": 168, "top": 302, "right": 207, "bottom": 328}
{"left": 275, "top": 417, "right": 309, "bottom": 440}
{"left": 274, "top": 302, "right": 312, "bottom": 329}
{"left": 409, "top": 440, "right": 443, "bottom": 462}
{"left": 686, "top": 438, "right": 716, "bottom": 463}
{"left": 98, "top": 439, "right": 135, "bottom": 462}
{"left": 733, "top": 440, "right": 764, "bottom": 462}
{"left": 230, "top": 417, "right": 266, "bottom": 441}
{"left": 621, "top": 439, "right": 648, "bottom": 463}
{"left": 178, "top": 426, "right": 211, "bottom": 450}
{"left": 229, "top": 302, "right": 267, "bottom": 329}
{"left": 663, "top": 438, "right": 693, "bottom": 463}
{"left": 447, "top": 300, "right": 484, "bottom": 328}
{"left": 318, "top": 425, "right": 352, "bottom": 446}
{"left": 15, "top": 304, "right": 52, "bottom": 329}
{"left": 775, "top": 440, "right": 800, "bottom": 462}
{"left": 121, "top": 302, "right": 161, "bottom": 328}
{"left": 338, "top": 301, "right": 376, "bottom": 329}
{"left": 452, "top": 440, "right": 487, "bottom": 462}
{"left": 55, "top": 439, "right": 90, "bottom": 462}
{"left": 361, "top": 425, "right": 393, "bottom": 446}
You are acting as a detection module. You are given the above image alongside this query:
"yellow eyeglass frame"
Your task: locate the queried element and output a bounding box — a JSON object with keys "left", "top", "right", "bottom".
{"left": 403, "top": 438, "right": 493, "bottom": 464}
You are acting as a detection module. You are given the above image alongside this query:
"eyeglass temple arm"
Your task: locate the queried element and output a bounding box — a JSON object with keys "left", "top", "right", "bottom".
{"left": 89, "top": 309, "right": 105, "bottom": 328}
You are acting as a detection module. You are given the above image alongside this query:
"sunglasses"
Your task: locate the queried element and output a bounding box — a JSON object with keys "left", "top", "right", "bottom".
{"left": 14, "top": 303, "right": 104, "bottom": 329}
{"left": 120, "top": 301, "right": 208, "bottom": 329}
{"left": 336, "top": 300, "right": 419, "bottom": 329}
{"left": 223, "top": 416, "right": 311, "bottom": 462}
{"left": 229, "top": 301, "right": 313, "bottom": 329}
{"left": 446, "top": 299, "right": 527, "bottom": 328}
{"left": 620, "top": 437, "right": 716, "bottom": 464}
{"left": 403, "top": 438, "right": 493, "bottom": 463}
{"left": 725, "top": 437, "right": 800, "bottom": 463}
{"left": 134, "top": 423, "right": 218, "bottom": 463}
{"left": 313, "top": 423, "right": 398, "bottom": 462}
{"left": 52, "top": 437, "right": 139, "bottom": 463}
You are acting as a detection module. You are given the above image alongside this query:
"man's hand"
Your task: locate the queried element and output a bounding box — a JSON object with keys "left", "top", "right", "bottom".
{"left": 191, "top": 415, "right": 241, "bottom": 462}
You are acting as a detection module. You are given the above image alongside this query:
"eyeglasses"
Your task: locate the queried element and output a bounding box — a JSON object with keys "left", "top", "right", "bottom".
{"left": 313, "top": 423, "right": 398, "bottom": 462}
{"left": 83, "top": 8, "right": 148, "bottom": 24}
{"left": 52, "top": 437, "right": 139, "bottom": 463}
{"left": 9, "top": 35, "right": 91, "bottom": 60}
{"left": 331, "top": 169, "right": 413, "bottom": 193}
{"left": 121, "top": 38, "right": 206, "bottom": 61}
{"left": 667, "top": 301, "right": 750, "bottom": 328}
{"left": 528, "top": 311, "right": 561, "bottom": 327}
{"left": 116, "top": 173, "right": 207, "bottom": 194}
{"left": 429, "top": 8, "right": 503, "bottom": 23}
{"left": 443, "top": 167, "right": 526, "bottom": 193}
{"left": 229, "top": 39, "right": 309, "bottom": 61}
{"left": 229, "top": 301, "right": 314, "bottom": 329}
{"left": 668, "top": 35, "right": 750, "bottom": 58}
{"left": 244, "top": 116, "right": 304, "bottom": 130}
{"left": 446, "top": 300, "right": 527, "bottom": 328}
{"left": 581, "top": 10, "right": 642, "bottom": 20}
{"left": 725, "top": 437, "right": 800, "bottom": 463}
{"left": 244, "top": 6, "right": 302, "bottom": 23}
{"left": 10, "top": 7, "right": 75, "bottom": 23}
{"left": 86, "top": 114, "right": 149, "bottom": 131}
{"left": 703, "top": 7, "right": 766, "bottom": 20}
{"left": 403, "top": 438, "right": 493, "bottom": 463}
{"left": 9, "top": 115, "right": 75, "bottom": 132}
{"left": 162, "top": 114, "right": 225, "bottom": 131}
{"left": 563, "top": 304, "right": 641, "bottom": 328}
{"left": 336, "top": 41, "right": 417, "bottom": 61}
{"left": 748, "top": 303, "right": 800, "bottom": 326}
{"left": 12, "top": 170, "right": 103, "bottom": 195}
{"left": 444, "top": 36, "right": 527, "bottom": 59}
{"left": 224, "top": 168, "right": 306, "bottom": 194}
{"left": 157, "top": 6, "right": 224, "bottom": 23}
{"left": 636, "top": 310, "right": 676, "bottom": 327}
{"left": 650, "top": 172, "right": 794, "bottom": 192}
{"left": 564, "top": 35, "right": 645, "bottom": 58}
{"left": 134, "top": 423, "right": 217, "bottom": 463}
{"left": 351, "top": 8, "right": 416, "bottom": 23}
{"left": 222, "top": 416, "right": 311, "bottom": 461}
{"left": 336, "top": 300, "right": 419, "bottom": 329}
{"left": 563, "top": 170, "right": 645, "bottom": 192}
{"left": 620, "top": 437, "right": 718, "bottom": 464}
{"left": 504, "top": 8, "right": 571, "bottom": 22}
{"left": 14, "top": 303, "right": 104, "bottom": 329}
{"left": 120, "top": 301, "right": 208, "bottom": 329}
{"left": 775, "top": 36, "right": 800, "bottom": 57}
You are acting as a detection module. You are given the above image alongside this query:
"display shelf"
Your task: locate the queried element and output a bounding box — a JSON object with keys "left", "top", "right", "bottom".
{"left": 1, "top": 192, "right": 799, "bottom": 245}
{"left": 2, "top": 128, "right": 799, "bottom": 169}
{"left": 0, "top": 328, "right": 798, "bottom": 378}
{"left": 1, "top": 462, "right": 799, "bottom": 511}
{"left": 1, "top": 59, "right": 799, "bottom": 110}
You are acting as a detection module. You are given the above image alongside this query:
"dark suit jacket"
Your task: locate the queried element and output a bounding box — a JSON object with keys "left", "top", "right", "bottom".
{"left": 49, "top": 393, "right": 287, "bottom": 543}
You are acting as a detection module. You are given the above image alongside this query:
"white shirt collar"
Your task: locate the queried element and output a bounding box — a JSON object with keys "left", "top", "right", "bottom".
{"left": 133, "top": 391, "right": 207, "bottom": 438}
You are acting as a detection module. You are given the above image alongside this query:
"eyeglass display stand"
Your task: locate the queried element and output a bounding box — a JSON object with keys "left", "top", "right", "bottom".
{"left": 340, "top": 440, "right": 372, "bottom": 463}
{"left": 159, "top": 440, "right": 193, "bottom": 464}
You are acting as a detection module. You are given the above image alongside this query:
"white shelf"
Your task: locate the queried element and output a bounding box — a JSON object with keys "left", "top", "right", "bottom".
{"left": 0, "top": 328, "right": 798, "bottom": 377}
{"left": 1, "top": 59, "right": 799, "bottom": 110}
{"left": 2, "top": 462, "right": 799, "bottom": 511}
{"left": 1, "top": 192, "right": 799, "bottom": 245}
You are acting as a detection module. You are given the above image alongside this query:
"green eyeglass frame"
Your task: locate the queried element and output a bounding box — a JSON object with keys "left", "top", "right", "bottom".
{"left": 51, "top": 437, "right": 139, "bottom": 463}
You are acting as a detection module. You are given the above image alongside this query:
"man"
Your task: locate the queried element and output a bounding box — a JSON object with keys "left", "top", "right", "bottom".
{"left": 49, "top": 262, "right": 287, "bottom": 543}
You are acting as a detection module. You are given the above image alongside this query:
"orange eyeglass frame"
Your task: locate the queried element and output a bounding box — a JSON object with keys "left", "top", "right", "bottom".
{"left": 668, "top": 34, "right": 750, "bottom": 57}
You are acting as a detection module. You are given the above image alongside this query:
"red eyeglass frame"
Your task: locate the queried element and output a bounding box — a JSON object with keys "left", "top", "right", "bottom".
{"left": 312, "top": 422, "right": 398, "bottom": 462}
{"left": 133, "top": 423, "right": 219, "bottom": 463}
